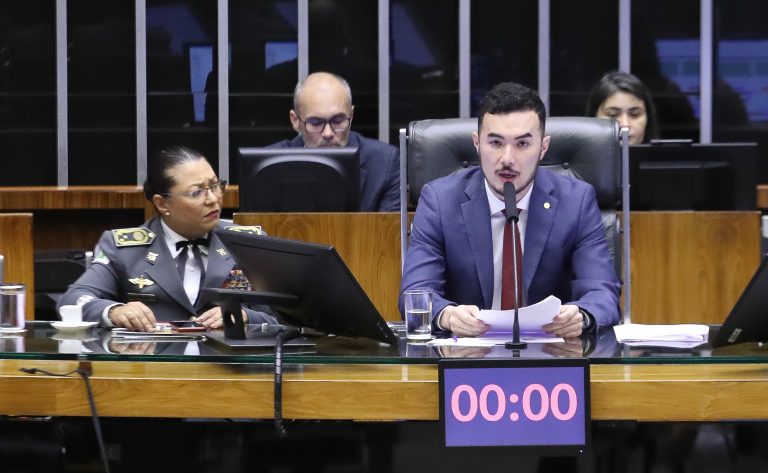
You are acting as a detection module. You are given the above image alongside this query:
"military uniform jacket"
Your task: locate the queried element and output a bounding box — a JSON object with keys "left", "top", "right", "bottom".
{"left": 58, "top": 217, "right": 276, "bottom": 325}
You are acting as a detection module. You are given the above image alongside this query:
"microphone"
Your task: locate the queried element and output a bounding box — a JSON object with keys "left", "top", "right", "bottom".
{"left": 503, "top": 182, "right": 519, "bottom": 222}
{"left": 502, "top": 181, "right": 527, "bottom": 350}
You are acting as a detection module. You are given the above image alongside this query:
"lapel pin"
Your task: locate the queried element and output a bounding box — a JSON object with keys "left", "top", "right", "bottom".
{"left": 217, "top": 248, "right": 228, "bottom": 256}
{"left": 146, "top": 251, "right": 158, "bottom": 263}
{"left": 544, "top": 202, "right": 551, "bottom": 209}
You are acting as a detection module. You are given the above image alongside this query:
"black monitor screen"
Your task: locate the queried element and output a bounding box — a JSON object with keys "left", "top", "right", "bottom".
{"left": 215, "top": 227, "right": 397, "bottom": 345}
{"left": 238, "top": 147, "right": 360, "bottom": 212}
{"left": 630, "top": 142, "right": 758, "bottom": 210}
{"left": 711, "top": 256, "right": 768, "bottom": 348}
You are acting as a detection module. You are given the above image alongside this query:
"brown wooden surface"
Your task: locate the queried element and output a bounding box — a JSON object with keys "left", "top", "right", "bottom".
{"left": 0, "top": 186, "right": 240, "bottom": 250}
{"left": 757, "top": 184, "right": 768, "bottom": 209}
{"left": 0, "top": 214, "right": 35, "bottom": 319}
{"left": 630, "top": 211, "right": 761, "bottom": 324}
{"left": 2, "top": 359, "right": 768, "bottom": 422}
{"left": 0, "top": 185, "right": 239, "bottom": 212}
{"left": 234, "top": 212, "right": 402, "bottom": 321}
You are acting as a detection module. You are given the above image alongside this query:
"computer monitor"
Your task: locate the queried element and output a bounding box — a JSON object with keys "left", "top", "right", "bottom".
{"left": 711, "top": 256, "right": 768, "bottom": 348}
{"left": 238, "top": 147, "right": 360, "bottom": 212}
{"left": 630, "top": 142, "right": 758, "bottom": 210}
{"left": 214, "top": 227, "right": 398, "bottom": 345}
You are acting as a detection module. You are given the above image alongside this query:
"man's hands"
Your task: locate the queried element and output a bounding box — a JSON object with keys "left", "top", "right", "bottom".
{"left": 542, "top": 304, "right": 584, "bottom": 338}
{"left": 440, "top": 305, "right": 490, "bottom": 337}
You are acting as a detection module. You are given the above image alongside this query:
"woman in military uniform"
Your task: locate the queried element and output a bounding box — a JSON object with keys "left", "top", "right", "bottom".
{"left": 58, "top": 146, "right": 276, "bottom": 331}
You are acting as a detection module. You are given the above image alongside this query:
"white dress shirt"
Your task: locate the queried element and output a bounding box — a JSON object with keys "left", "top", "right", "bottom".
{"left": 161, "top": 220, "right": 210, "bottom": 305}
{"left": 485, "top": 180, "right": 532, "bottom": 310}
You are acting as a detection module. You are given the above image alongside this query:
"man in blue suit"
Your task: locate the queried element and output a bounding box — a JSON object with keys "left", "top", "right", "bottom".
{"left": 399, "top": 82, "right": 620, "bottom": 338}
{"left": 268, "top": 72, "right": 400, "bottom": 212}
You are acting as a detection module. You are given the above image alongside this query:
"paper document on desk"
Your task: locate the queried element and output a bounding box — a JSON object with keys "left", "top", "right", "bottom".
{"left": 613, "top": 323, "right": 709, "bottom": 347}
{"left": 477, "top": 295, "right": 561, "bottom": 338}
{"left": 428, "top": 335, "right": 564, "bottom": 347}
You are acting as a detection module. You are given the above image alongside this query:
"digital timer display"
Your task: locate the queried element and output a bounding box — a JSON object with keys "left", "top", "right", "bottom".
{"left": 439, "top": 358, "right": 590, "bottom": 450}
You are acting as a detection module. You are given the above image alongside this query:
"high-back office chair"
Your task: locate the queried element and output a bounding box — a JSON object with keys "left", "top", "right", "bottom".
{"left": 398, "top": 116, "right": 631, "bottom": 321}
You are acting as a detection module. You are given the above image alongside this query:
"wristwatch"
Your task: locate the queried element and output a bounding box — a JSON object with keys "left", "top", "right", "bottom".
{"left": 579, "top": 308, "right": 593, "bottom": 332}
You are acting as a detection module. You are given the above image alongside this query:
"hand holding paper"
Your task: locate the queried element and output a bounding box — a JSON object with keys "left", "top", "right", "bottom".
{"left": 477, "top": 295, "right": 561, "bottom": 337}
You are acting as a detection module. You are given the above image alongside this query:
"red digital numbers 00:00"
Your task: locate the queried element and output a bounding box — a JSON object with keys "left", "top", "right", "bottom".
{"left": 450, "top": 383, "right": 578, "bottom": 422}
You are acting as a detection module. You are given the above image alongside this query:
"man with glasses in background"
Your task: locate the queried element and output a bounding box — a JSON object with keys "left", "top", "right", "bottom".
{"left": 267, "top": 72, "right": 400, "bottom": 211}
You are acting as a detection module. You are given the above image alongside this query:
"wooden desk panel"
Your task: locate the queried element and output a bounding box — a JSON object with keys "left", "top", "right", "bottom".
{"left": 0, "top": 183, "right": 760, "bottom": 324}
{"left": 2, "top": 359, "right": 768, "bottom": 422}
{"left": 234, "top": 213, "right": 402, "bottom": 321}
{"left": 630, "top": 211, "right": 761, "bottom": 324}
{"left": 0, "top": 186, "right": 240, "bottom": 250}
{"left": 0, "top": 214, "right": 34, "bottom": 319}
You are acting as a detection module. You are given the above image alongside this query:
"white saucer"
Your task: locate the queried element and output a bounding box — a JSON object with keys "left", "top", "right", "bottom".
{"left": 0, "top": 327, "right": 26, "bottom": 334}
{"left": 51, "top": 321, "right": 98, "bottom": 333}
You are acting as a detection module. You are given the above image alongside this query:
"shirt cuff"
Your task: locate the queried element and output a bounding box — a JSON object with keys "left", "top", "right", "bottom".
{"left": 101, "top": 303, "right": 122, "bottom": 327}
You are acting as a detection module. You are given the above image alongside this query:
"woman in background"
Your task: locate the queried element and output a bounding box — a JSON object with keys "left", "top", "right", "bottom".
{"left": 586, "top": 70, "right": 659, "bottom": 145}
{"left": 59, "top": 145, "right": 275, "bottom": 331}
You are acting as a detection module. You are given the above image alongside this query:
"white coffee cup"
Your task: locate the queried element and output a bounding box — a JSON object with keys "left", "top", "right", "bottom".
{"left": 59, "top": 305, "right": 83, "bottom": 324}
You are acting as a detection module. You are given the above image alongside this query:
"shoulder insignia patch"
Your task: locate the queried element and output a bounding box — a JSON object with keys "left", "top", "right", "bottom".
{"left": 93, "top": 248, "right": 110, "bottom": 265}
{"left": 112, "top": 227, "right": 156, "bottom": 247}
{"left": 224, "top": 225, "right": 263, "bottom": 235}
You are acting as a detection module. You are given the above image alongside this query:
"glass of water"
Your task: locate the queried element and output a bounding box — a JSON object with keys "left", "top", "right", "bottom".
{"left": 0, "top": 283, "right": 26, "bottom": 333}
{"left": 403, "top": 289, "right": 432, "bottom": 341}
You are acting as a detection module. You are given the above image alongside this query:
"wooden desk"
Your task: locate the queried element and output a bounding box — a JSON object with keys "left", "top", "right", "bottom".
{"left": 0, "top": 186, "right": 240, "bottom": 250}
{"left": 630, "top": 211, "right": 761, "bottom": 324}
{"left": 0, "top": 213, "right": 34, "bottom": 319}
{"left": 1, "top": 358, "right": 768, "bottom": 422}
{"left": 0, "top": 184, "right": 760, "bottom": 324}
{"left": 234, "top": 213, "right": 402, "bottom": 321}
{"left": 235, "top": 211, "right": 761, "bottom": 324}
{"left": 757, "top": 184, "right": 768, "bottom": 209}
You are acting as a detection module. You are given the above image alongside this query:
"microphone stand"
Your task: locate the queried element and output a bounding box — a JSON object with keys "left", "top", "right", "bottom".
{"left": 503, "top": 187, "right": 527, "bottom": 350}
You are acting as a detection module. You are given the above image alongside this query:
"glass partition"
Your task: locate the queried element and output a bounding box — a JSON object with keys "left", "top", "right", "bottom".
{"left": 0, "top": 1, "right": 57, "bottom": 185}
{"left": 146, "top": 0, "right": 219, "bottom": 170}
{"left": 631, "top": 0, "right": 700, "bottom": 140}
{"left": 68, "top": 0, "right": 137, "bottom": 184}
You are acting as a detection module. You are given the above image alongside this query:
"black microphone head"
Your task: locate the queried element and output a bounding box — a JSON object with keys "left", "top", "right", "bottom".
{"left": 503, "top": 182, "right": 518, "bottom": 221}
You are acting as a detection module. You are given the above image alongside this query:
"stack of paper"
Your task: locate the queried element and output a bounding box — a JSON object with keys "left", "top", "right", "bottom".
{"left": 613, "top": 323, "right": 709, "bottom": 348}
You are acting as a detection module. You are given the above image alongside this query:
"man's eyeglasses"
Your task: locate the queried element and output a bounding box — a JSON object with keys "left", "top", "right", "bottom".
{"left": 162, "top": 180, "right": 227, "bottom": 201}
{"left": 297, "top": 114, "right": 352, "bottom": 134}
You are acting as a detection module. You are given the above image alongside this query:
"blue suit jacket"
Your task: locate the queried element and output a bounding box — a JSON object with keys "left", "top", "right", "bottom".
{"left": 399, "top": 167, "right": 620, "bottom": 329}
{"left": 268, "top": 131, "right": 400, "bottom": 211}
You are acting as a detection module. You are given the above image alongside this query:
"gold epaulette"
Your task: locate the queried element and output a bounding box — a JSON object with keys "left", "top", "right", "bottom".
{"left": 223, "top": 225, "right": 263, "bottom": 235}
{"left": 112, "top": 227, "right": 156, "bottom": 247}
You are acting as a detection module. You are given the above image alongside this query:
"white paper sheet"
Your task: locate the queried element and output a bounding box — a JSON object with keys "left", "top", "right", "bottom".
{"left": 613, "top": 323, "right": 709, "bottom": 344}
{"left": 477, "top": 295, "right": 561, "bottom": 337}
{"left": 427, "top": 335, "right": 564, "bottom": 347}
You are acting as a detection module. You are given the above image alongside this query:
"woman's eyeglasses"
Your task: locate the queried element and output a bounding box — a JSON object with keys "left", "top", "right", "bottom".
{"left": 162, "top": 180, "right": 227, "bottom": 201}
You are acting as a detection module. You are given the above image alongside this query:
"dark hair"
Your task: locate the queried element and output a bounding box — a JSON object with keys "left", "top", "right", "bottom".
{"left": 143, "top": 146, "right": 207, "bottom": 201}
{"left": 476, "top": 82, "right": 546, "bottom": 132}
{"left": 586, "top": 71, "right": 660, "bottom": 142}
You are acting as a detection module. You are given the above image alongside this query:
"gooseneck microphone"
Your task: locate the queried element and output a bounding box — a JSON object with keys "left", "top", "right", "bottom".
{"left": 503, "top": 181, "right": 527, "bottom": 350}
{"left": 503, "top": 181, "right": 519, "bottom": 223}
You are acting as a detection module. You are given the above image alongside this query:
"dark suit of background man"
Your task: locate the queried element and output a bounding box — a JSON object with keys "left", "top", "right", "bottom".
{"left": 267, "top": 71, "right": 400, "bottom": 212}
{"left": 399, "top": 82, "right": 620, "bottom": 338}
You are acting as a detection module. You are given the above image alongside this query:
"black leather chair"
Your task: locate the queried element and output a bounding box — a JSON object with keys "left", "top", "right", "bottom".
{"left": 400, "top": 116, "right": 623, "bottom": 279}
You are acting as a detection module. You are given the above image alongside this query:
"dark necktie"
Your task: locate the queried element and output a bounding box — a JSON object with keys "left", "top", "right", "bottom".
{"left": 501, "top": 210, "right": 523, "bottom": 310}
{"left": 176, "top": 237, "right": 209, "bottom": 287}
